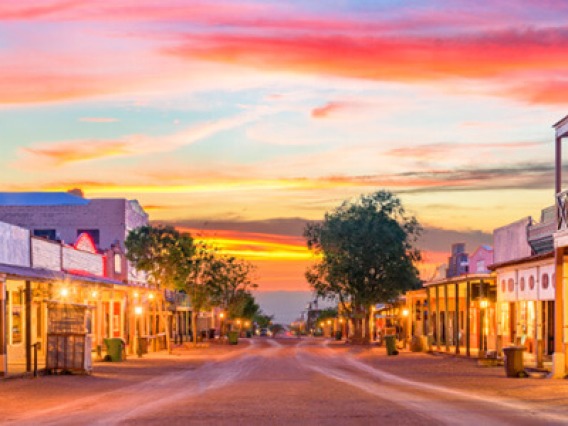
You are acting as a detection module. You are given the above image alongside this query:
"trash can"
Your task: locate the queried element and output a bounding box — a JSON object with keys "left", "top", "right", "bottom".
{"left": 228, "top": 331, "right": 239, "bottom": 345}
{"left": 104, "top": 338, "right": 125, "bottom": 362}
{"left": 335, "top": 330, "right": 343, "bottom": 341}
{"left": 503, "top": 346, "right": 525, "bottom": 377}
{"left": 385, "top": 335, "right": 398, "bottom": 356}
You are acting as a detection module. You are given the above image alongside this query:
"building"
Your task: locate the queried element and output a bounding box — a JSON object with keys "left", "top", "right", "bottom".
{"left": 0, "top": 192, "right": 149, "bottom": 284}
{"left": 490, "top": 210, "right": 555, "bottom": 368}
{"left": 422, "top": 244, "right": 496, "bottom": 357}
{"left": 0, "top": 220, "right": 133, "bottom": 376}
{"left": 552, "top": 115, "right": 568, "bottom": 378}
{"left": 446, "top": 243, "right": 469, "bottom": 278}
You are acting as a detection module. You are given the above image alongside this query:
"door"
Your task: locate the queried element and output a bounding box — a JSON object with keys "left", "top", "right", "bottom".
{"left": 547, "top": 301, "right": 555, "bottom": 355}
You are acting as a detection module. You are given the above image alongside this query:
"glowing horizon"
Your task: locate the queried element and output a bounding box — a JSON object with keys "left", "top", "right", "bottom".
{"left": 1, "top": 0, "right": 566, "bottom": 292}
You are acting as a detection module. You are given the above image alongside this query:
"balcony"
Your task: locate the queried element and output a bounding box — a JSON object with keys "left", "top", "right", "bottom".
{"left": 528, "top": 205, "right": 556, "bottom": 254}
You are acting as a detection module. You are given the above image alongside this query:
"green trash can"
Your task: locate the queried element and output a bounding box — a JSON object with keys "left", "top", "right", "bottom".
{"left": 385, "top": 335, "right": 398, "bottom": 356}
{"left": 104, "top": 338, "right": 125, "bottom": 362}
{"left": 503, "top": 346, "right": 525, "bottom": 377}
{"left": 228, "top": 331, "right": 239, "bottom": 345}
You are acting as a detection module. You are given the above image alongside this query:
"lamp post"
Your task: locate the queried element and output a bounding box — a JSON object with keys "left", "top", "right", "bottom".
{"left": 135, "top": 306, "right": 143, "bottom": 358}
{"left": 219, "top": 312, "right": 225, "bottom": 340}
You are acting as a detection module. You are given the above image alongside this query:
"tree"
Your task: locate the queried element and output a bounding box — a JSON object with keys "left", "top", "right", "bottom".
{"left": 184, "top": 241, "right": 216, "bottom": 347}
{"left": 304, "top": 190, "right": 421, "bottom": 344}
{"left": 125, "top": 225, "right": 195, "bottom": 352}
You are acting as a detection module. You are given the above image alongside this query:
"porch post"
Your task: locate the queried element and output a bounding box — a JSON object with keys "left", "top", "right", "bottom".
{"left": 435, "top": 285, "right": 441, "bottom": 350}
{"left": 455, "top": 282, "right": 460, "bottom": 355}
{"left": 25, "top": 280, "right": 32, "bottom": 373}
{"left": 0, "top": 275, "right": 6, "bottom": 375}
{"left": 444, "top": 283, "right": 449, "bottom": 352}
{"left": 553, "top": 246, "right": 566, "bottom": 377}
{"left": 425, "top": 287, "right": 430, "bottom": 337}
{"left": 466, "top": 280, "right": 471, "bottom": 357}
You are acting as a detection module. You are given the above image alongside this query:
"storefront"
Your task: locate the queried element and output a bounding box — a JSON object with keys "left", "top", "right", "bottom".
{"left": 491, "top": 252, "right": 555, "bottom": 367}
{"left": 424, "top": 274, "right": 496, "bottom": 357}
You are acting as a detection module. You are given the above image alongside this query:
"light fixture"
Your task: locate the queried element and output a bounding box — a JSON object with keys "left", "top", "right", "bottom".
{"left": 148, "top": 292, "right": 154, "bottom": 300}
{"left": 134, "top": 291, "right": 139, "bottom": 298}
{"left": 480, "top": 299, "right": 488, "bottom": 309}
{"left": 219, "top": 312, "right": 225, "bottom": 319}
{"left": 91, "top": 290, "right": 98, "bottom": 298}
{"left": 327, "top": 319, "right": 332, "bottom": 325}
{"left": 60, "top": 288, "right": 69, "bottom": 298}
{"left": 402, "top": 309, "right": 409, "bottom": 317}
{"left": 135, "top": 306, "right": 143, "bottom": 316}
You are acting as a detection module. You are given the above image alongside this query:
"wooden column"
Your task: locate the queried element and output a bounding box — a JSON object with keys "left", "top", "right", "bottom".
{"left": 435, "top": 285, "right": 441, "bottom": 350}
{"left": 479, "top": 281, "right": 485, "bottom": 355}
{"left": 0, "top": 276, "right": 6, "bottom": 375}
{"left": 444, "top": 284, "right": 450, "bottom": 352}
{"left": 455, "top": 282, "right": 460, "bottom": 355}
{"left": 25, "top": 281, "right": 32, "bottom": 373}
{"left": 554, "top": 247, "right": 564, "bottom": 357}
{"left": 425, "top": 287, "right": 430, "bottom": 337}
{"left": 466, "top": 280, "right": 471, "bottom": 357}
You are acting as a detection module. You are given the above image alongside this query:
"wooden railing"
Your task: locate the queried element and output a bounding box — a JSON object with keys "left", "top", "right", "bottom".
{"left": 557, "top": 190, "right": 568, "bottom": 230}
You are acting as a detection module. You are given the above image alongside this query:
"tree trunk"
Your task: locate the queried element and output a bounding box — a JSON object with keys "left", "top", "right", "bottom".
{"left": 363, "top": 309, "right": 372, "bottom": 344}
{"left": 192, "top": 311, "right": 198, "bottom": 348}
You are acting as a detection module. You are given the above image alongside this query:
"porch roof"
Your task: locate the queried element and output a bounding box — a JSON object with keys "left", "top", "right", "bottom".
{"left": 423, "top": 273, "right": 494, "bottom": 288}
{"left": 487, "top": 250, "right": 554, "bottom": 271}
{"left": 0, "top": 263, "right": 126, "bottom": 287}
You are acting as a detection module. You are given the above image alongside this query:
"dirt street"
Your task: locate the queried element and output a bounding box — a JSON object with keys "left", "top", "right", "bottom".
{"left": 2, "top": 338, "right": 568, "bottom": 425}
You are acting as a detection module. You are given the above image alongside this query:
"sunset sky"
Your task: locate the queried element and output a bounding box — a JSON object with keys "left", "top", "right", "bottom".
{"left": 2, "top": 1, "right": 567, "bottom": 307}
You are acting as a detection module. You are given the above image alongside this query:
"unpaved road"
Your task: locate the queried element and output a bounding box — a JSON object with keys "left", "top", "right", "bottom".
{"left": 3, "top": 338, "right": 568, "bottom": 425}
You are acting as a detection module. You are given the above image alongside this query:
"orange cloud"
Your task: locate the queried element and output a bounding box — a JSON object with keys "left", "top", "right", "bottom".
{"left": 176, "top": 228, "right": 313, "bottom": 261}
{"left": 311, "top": 101, "right": 349, "bottom": 118}
{"left": 17, "top": 111, "right": 264, "bottom": 167}
{"left": 22, "top": 140, "right": 132, "bottom": 165}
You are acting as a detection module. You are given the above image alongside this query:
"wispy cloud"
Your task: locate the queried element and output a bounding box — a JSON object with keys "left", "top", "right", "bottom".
{"left": 17, "top": 110, "right": 265, "bottom": 167}
{"left": 385, "top": 141, "right": 546, "bottom": 160}
{"left": 79, "top": 117, "right": 119, "bottom": 123}
{"left": 311, "top": 101, "right": 350, "bottom": 118}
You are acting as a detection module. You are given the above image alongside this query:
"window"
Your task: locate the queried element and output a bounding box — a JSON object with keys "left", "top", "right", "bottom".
{"left": 33, "top": 229, "right": 56, "bottom": 240}
{"left": 114, "top": 253, "right": 122, "bottom": 274}
{"left": 10, "top": 290, "right": 22, "bottom": 344}
{"left": 520, "top": 277, "right": 525, "bottom": 291}
{"left": 529, "top": 275, "right": 535, "bottom": 290}
{"left": 501, "top": 280, "right": 506, "bottom": 292}
{"left": 508, "top": 278, "right": 514, "bottom": 292}
{"left": 542, "top": 273, "right": 549, "bottom": 290}
{"left": 77, "top": 229, "right": 100, "bottom": 246}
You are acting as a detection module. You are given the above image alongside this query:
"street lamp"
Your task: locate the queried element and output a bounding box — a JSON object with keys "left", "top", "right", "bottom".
{"left": 135, "top": 306, "right": 143, "bottom": 358}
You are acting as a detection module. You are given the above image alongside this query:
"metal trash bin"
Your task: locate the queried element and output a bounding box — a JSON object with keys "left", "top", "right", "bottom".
{"left": 503, "top": 346, "right": 525, "bottom": 377}
{"left": 104, "top": 338, "right": 125, "bottom": 362}
{"left": 385, "top": 335, "right": 398, "bottom": 356}
{"left": 228, "top": 331, "right": 239, "bottom": 345}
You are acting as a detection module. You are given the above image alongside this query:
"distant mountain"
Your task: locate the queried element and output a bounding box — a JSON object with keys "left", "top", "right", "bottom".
{"left": 253, "top": 291, "right": 336, "bottom": 325}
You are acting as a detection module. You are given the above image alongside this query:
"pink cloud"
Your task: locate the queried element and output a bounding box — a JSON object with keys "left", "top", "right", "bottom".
{"left": 311, "top": 101, "right": 350, "bottom": 119}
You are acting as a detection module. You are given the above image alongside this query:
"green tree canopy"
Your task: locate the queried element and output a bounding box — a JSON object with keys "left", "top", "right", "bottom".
{"left": 125, "top": 225, "right": 195, "bottom": 290}
{"left": 304, "top": 190, "right": 421, "bottom": 342}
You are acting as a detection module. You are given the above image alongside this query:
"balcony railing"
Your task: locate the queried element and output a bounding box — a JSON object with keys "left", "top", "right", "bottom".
{"left": 557, "top": 190, "right": 568, "bottom": 230}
